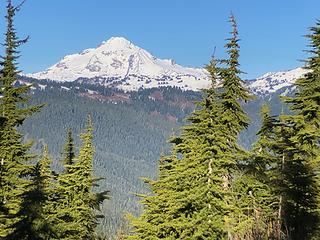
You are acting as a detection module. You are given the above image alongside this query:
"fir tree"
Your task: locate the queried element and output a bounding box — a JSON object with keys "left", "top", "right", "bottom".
{"left": 214, "top": 14, "right": 253, "bottom": 239}
{"left": 247, "top": 105, "right": 283, "bottom": 239}
{"left": 6, "top": 145, "right": 56, "bottom": 240}
{"left": 128, "top": 52, "right": 227, "bottom": 239}
{"left": 53, "top": 118, "right": 109, "bottom": 239}
{"left": 32, "top": 145, "right": 56, "bottom": 239}
{"left": 51, "top": 128, "right": 79, "bottom": 239}
{"left": 0, "top": 0, "right": 42, "bottom": 238}
{"left": 279, "top": 20, "right": 320, "bottom": 239}
{"left": 128, "top": 15, "right": 253, "bottom": 239}
{"left": 218, "top": 14, "right": 252, "bottom": 133}
{"left": 62, "top": 128, "right": 75, "bottom": 170}
{"left": 72, "top": 115, "right": 100, "bottom": 239}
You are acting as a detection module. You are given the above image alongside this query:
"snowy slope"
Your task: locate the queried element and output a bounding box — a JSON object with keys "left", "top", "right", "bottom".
{"left": 247, "top": 68, "right": 309, "bottom": 95}
{"left": 27, "top": 36, "right": 309, "bottom": 93}
{"left": 27, "top": 37, "right": 211, "bottom": 91}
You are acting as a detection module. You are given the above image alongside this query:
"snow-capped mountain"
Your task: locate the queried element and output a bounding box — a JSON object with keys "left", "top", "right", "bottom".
{"left": 27, "top": 37, "right": 211, "bottom": 91}
{"left": 247, "top": 67, "right": 309, "bottom": 95}
{"left": 27, "top": 36, "right": 309, "bottom": 94}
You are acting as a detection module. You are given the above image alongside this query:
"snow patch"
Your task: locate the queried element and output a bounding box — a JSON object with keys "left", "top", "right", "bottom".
{"left": 60, "top": 86, "right": 70, "bottom": 91}
{"left": 247, "top": 68, "right": 308, "bottom": 94}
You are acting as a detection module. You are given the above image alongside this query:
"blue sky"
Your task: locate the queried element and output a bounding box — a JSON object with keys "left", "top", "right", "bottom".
{"left": 0, "top": 0, "right": 319, "bottom": 79}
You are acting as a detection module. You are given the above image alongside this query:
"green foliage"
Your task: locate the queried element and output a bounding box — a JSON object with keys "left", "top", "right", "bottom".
{"left": 63, "top": 128, "right": 76, "bottom": 169}
{"left": 50, "top": 128, "right": 78, "bottom": 239}
{"left": 277, "top": 20, "right": 320, "bottom": 239}
{"left": 50, "top": 119, "right": 109, "bottom": 239}
{"left": 0, "top": 1, "right": 42, "bottom": 238}
{"left": 72, "top": 115, "right": 109, "bottom": 239}
{"left": 127, "top": 14, "right": 254, "bottom": 239}
{"left": 246, "top": 105, "right": 283, "bottom": 239}
{"left": 246, "top": 20, "right": 320, "bottom": 240}
{"left": 19, "top": 84, "right": 180, "bottom": 236}
{"left": 214, "top": 15, "right": 255, "bottom": 239}
{"left": 218, "top": 14, "right": 253, "bottom": 134}
{"left": 276, "top": 115, "right": 320, "bottom": 240}
{"left": 6, "top": 145, "right": 56, "bottom": 240}
{"left": 0, "top": 3, "right": 109, "bottom": 238}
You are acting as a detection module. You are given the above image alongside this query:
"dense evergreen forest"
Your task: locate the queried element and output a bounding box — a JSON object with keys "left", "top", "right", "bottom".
{"left": 16, "top": 79, "right": 286, "bottom": 237}
{"left": 1, "top": 1, "right": 320, "bottom": 240}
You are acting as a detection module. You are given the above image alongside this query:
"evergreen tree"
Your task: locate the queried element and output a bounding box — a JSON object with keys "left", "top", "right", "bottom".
{"left": 32, "top": 145, "right": 56, "bottom": 239}
{"left": 214, "top": 14, "right": 253, "bottom": 239}
{"left": 247, "top": 105, "right": 283, "bottom": 239}
{"left": 63, "top": 128, "right": 75, "bottom": 169}
{"left": 128, "top": 14, "right": 253, "bottom": 239}
{"left": 278, "top": 20, "right": 320, "bottom": 239}
{"left": 51, "top": 128, "right": 79, "bottom": 239}
{"left": 6, "top": 145, "right": 56, "bottom": 240}
{"left": 72, "top": 115, "right": 101, "bottom": 239}
{"left": 128, "top": 51, "right": 226, "bottom": 240}
{"left": 53, "top": 118, "right": 108, "bottom": 239}
{"left": 0, "top": 1, "right": 42, "bottom": 238}
{"left": 218, "top": 14, "right": 252, "bottom": 133}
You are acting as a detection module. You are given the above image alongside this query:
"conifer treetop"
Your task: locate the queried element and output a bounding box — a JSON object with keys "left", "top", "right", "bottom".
{"left": 218, "top": 14, "right": 253, "bottom": 134}
{"left": 62, "top": 128, "right": 75, "bottom": 170}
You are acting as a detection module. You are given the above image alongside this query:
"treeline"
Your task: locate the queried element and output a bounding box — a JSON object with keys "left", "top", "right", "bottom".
{"left": 0, "top": 2, "right": 108, "bottom": 240}
{"left": 127, "top": 15, "right": 320, "bottom": 240}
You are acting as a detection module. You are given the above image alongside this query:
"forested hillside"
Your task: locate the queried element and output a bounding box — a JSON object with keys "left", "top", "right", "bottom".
{"left": 18, "top": 80, "right": 289, "bottom": 236}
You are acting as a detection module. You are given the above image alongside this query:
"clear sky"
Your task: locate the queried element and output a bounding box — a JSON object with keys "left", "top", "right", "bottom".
{"left": 0, "top": 0, "right": 319, "bottom": 79}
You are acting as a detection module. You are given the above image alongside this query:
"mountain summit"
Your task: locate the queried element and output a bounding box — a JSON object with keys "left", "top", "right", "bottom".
{"left": 28, "top": 37, "right": 210, "bottom": 91}
{"left": 27, "top": 37, "right": 308, "bottom": 93}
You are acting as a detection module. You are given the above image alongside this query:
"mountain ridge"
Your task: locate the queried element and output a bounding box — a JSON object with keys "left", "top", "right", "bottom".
{"left": 27, "top": 36, "right": 308, "bottom": 94}
{"left": 27, "top": 37, "right": 210, "bottom": 91}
